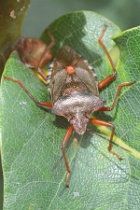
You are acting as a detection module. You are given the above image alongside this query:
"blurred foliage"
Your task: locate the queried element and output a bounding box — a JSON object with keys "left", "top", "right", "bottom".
{"left": 22, "top": 0, "right": 140, "bottom": 37}
{"left": 0, "top": 0, "right": 30, "bottom": 76}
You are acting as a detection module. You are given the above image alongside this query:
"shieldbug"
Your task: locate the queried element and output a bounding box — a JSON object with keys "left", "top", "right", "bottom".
{"left": 5, "top": 25, "right": 135, "bottom": 187}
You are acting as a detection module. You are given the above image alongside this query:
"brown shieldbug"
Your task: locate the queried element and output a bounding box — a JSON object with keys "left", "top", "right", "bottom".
{"left": 4, "top": 25, "right": 135, "bottom": 187}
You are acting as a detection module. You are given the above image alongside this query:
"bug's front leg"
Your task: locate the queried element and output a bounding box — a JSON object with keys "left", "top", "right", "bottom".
{"left": 4, "top": 76, "right": 52, "bottom": 108}
{"left": 89, "top": 118, "right": 122, "bottom": 160}
{"left": 61, "top": 125, "right": 73, "bottom": 188}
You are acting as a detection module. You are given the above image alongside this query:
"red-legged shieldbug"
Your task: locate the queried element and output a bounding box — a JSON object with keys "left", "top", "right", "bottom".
{"left": 5, "top": 25, "right": 135, "bottom": 187}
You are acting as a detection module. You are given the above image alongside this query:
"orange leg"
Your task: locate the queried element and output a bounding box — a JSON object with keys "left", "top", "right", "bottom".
{"left": 99, "top": 81, "right": 135, "bottom": 111}
{"left": 61, "top": 125, "right": 73, "bottom": 187}
{"left": 4, "top": 76, "right": 52, "bottom": 108}
{"left": 89, "top": 118, "right": 122, "bottom": 160}
{"left": 98, "top": 25, "right": 117, "bottom": 89}
{"left": 37, "top": 30, "right": 55, "bottom": 81}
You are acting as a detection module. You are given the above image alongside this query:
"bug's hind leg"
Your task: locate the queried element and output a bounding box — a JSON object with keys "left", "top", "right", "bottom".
{"left": 4, "top": 76, "right": 52, "bottom": 108}
{"left": 98, "top": 25, "right": 117, "bottom": 90}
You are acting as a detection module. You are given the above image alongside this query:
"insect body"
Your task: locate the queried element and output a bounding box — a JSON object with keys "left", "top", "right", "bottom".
{"left": 49, "top": 45, "right": 104, "bottom": 135}
{"left": 5, "top": 25, "right": 135, "bottom": 187}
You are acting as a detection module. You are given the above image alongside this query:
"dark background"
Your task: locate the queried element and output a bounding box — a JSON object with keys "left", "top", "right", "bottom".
{"left": 22, "top": 0, "right": 140, "bottom": 37}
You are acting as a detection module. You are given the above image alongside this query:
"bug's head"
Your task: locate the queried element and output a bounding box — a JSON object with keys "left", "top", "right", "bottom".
{"left": 69, "top": 112, "right": 89, "bottom": 135}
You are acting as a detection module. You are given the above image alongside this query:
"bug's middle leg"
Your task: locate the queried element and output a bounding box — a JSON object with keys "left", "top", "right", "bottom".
{"left": 99, "top": 81, "right": 135, "bottom": 112}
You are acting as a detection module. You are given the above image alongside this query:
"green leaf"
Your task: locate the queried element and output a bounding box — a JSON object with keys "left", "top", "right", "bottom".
{"left": 112, "top": 27, "right": 140, "bottom": 151}
{"left": 1, "top": 11, "right": 140, "bottom": 209}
